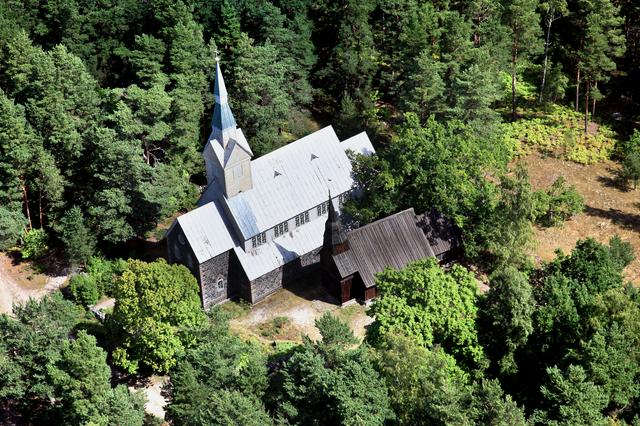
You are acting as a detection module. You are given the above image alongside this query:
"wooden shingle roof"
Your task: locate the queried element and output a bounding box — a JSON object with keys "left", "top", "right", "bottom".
{"left": 342, "top": 208, "right": 436, "bottom": 288}
{"left": 416, "top": 210, "right": 460, "bottom": 257}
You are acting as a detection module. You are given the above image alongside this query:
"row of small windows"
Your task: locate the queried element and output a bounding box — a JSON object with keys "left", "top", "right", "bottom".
{"left": 274, "top": 220, "right": 289, "bottom": 237}
{"left": 251, "top": 232, "right": 267, "bottom": 248}
{"left": 249, "top": 193, "right": 349, "bottom": 250}
{"left": 295, "top": 211, "right": 310, "bottom": 227}
{"left": 317, "top": 201, "right": 329, "bottom": 216}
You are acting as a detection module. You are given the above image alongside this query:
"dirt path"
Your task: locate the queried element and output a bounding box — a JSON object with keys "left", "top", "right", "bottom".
{"left": 0, "top": 253, "right": 68, "bottom": 315}
{"left": 0, "top": 261, "right": 31, "bottom": 314}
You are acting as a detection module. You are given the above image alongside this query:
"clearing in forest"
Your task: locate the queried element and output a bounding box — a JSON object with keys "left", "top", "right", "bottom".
{"left": 525, "top": 151, "right": 640, "bottom": 285}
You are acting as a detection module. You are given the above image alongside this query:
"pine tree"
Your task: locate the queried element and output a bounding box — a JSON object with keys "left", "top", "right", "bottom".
{"left": 232, "top": 36, "right": 293, "bottom": 156}
{"left": 57, "top": 206, "right": 96, "bottom": 268}
{"left": 538, "top": 0, "right": 568, "bottom": 103}
{"left": 312, "top": 0, "right": 378, "bottom": 117}
{"left": 502, "top": 0, "right": 543, "bottom": 120}
{"left": 579, "top": 0, "right": 625, "bottom": 131}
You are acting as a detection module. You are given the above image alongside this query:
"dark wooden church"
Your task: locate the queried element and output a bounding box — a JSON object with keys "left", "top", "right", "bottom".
{"left": 320, "top": 200, "right": 460, "bottom": 304}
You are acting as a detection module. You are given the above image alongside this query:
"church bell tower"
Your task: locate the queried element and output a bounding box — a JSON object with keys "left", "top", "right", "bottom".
{"left": 203, "top": 56, "right": 253, "bottom": 197}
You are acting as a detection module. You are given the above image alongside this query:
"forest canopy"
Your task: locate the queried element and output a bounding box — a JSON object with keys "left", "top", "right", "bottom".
{"left": 0, "top": 0, "right": 637, "bottom": 265}
{"left": 0, "top": 1, "right": 639, "bottom": 424}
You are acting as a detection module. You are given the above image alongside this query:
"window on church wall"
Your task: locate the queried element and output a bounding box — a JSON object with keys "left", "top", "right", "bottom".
{"left": 316, "top": 201, "right": 328, "bottom": 216}
{"left": 338, "top": 193, "right": 349, "bottom": 207}
{"left": 251, "top": 232, "right": 267, "bottom": 248}
{"left": 173, "top": 243, "right": 182, "bottom": 260}
{"left": 295, "top": 211, "right": 310, "bottom": 227}
{"left": 217, "top": 278, "right": 225, "bottom": 291}
{"left": 233, "top": 164, "right": 242, "bottom": 179}
{"left": 274, "top": 221, "right": 289, "bottom": 237}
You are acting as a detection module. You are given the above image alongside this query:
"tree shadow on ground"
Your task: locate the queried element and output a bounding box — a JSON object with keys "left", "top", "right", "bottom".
{"left": 584, "top": 205, "right": 640, "bottom": 232}
{"left": 7, "top": 247, "right": 69, "bottom": 277}
{"left": 108, "top": 237, "right": 168, "bottom": 263}
{"left": 596, "top": 167, "right": 630, "bottom": 192}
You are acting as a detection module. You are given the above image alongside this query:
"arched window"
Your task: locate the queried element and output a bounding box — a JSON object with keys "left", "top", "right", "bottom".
{"left": 217, "top": 278, "right": 225, "bottom": 291}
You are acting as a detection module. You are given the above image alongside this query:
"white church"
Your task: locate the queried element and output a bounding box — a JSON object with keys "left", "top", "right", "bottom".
{"left": 166, "top": 59, "right": 375, "bottom": 307}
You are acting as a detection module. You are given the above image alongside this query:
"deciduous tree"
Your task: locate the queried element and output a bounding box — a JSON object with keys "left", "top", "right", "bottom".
{"left": 367, "top": 258, "right": 484, "bottom": 367}
{"left": 110, "top": 259, "right": 206, "bottom": 373}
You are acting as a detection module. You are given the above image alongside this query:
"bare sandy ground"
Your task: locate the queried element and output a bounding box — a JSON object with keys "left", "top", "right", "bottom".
{"left": 0, "top": 261, "right": 31, "bottom": 314}
{"left": 230, "top": 273, "right": 374, "bottom": 343}
{"left": 0, "top": 253, "right": 68, "bottom": 315}
{"left": 524, "top": 151, "right": 640, "bottom": 284}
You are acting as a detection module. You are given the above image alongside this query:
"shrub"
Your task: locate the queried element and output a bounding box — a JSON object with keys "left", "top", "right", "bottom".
{"left": 259, "top": 316, "right": 291, "bottom": 338}
{"left": 608, "top": 235, "right": 634, "bottom": 269}
{"left": 21, "top": 228, "right": 48, "bottom": 259}
{"left": 69, "top": 274, "right": 99, "bottom": 306}
{"left": 535, "top": 177, "right": 584, "bottom": 227}
{"left": 86, "top": 257, "right": 126, "bottom": 297}
{"left": 503, "top": 105, "right": 617, "bottom": 164}
{"left": 621, "top": 148, "right": 640, "bottom": 189}
{"left": 58, "top": 206, "right": 95, "bottom": 267}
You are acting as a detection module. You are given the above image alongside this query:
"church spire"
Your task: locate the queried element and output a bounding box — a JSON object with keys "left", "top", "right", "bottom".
{"left": 323, "top": 193, "right": 349, "bottom": 254}
{"left": 211, "top": 55, "right": 237, "bottom": 147}
{"left": 203, "top": 53, "right": 254, "bottom": 197}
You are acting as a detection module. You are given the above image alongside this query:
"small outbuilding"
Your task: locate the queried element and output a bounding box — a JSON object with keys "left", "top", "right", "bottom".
{"left": 321, "top": 204, "right": 460, "bottom": 304}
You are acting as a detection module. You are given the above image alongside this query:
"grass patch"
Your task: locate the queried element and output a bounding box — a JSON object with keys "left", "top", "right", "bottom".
{"left": 219, "top": 300, "right": 251, "bottom": 319}
{"left": 151, "top": 227, "right": 166, "bottom": 241}
{"left": 335, "top": 305, "right": 362, "bottom": 324}
{"left": 258, "top": 316, "right": 291, "bottom": 338}
{"left": 270, "top": 340, "right": 298, "bottom": 355}
{"left": 504, "top": 104, "right": 618, "bottom": 164}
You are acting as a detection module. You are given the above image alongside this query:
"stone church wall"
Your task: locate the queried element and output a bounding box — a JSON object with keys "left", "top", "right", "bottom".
{"left": 166, "top": 223, "right": 199, "bottom": 282}
{"left": 199, "top": 251, "right": 231, "bottom": 308}
{"left": 250, "top": 245, "right": 322, "bottom": 303}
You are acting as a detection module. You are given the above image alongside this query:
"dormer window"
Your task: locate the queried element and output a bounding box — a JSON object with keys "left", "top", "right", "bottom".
{"left": 274, "top": 221, "right": 289, "bottom": 237}
{"left": 251, "top": 232, "right": 266, "bottom": 248}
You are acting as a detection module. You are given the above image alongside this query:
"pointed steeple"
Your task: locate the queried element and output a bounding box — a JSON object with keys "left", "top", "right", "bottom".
{"left": 203, "top": 54, "right": 254, "bottom": 197}
{"left": 211, "top": 56, "right": 237, "bottom": 147}
{"left": 324, "top": 193, "right": 349, "bottom": 254}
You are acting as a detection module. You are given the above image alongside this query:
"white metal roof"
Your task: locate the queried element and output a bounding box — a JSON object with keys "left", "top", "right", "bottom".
{"left": 177, "top": 126, "right": 376, "bottom": 283}
{"left": 233, "top": 216, "right": 326, "bottom": 280}
{"left": 224, "top": 126, "right": 370, "bottom": 240}
{"left": 341, "top": 131, "right": 376, "bottom": 156}
{"left": 176, "top": 201, "right": 236, "bottom": 263}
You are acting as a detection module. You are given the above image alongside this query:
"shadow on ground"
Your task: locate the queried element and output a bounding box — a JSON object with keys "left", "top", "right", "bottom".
{"left": 596, "top": 167, "right": 630, "bottom": 192}
{"left": 283, "top": 267, "right": 340, "bottom": 306}
{"left": 108, "top": 238, "right": 168, "bottom": 263}
{"left": 584, "top": 205, "right": 640, "bottom": 232}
